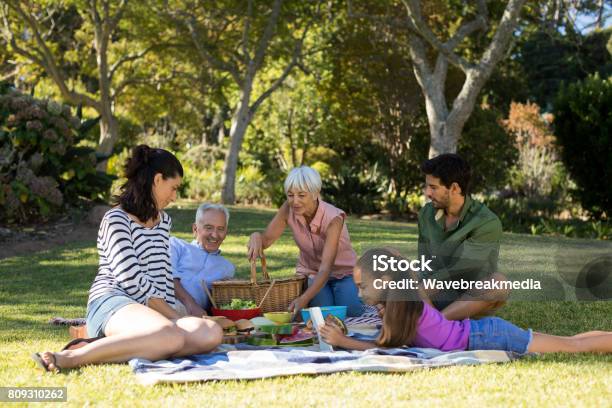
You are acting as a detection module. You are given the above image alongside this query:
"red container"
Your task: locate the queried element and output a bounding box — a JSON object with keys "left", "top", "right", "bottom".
{"left": 211, "top": 307, "right": 262, "bottom": 320}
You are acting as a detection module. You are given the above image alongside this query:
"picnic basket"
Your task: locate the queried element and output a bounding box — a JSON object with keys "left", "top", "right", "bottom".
{"left": 211, "top": 253, "right": 305, "bottom": 313}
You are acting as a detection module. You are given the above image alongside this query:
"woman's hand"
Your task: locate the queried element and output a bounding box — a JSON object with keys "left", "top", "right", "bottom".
{"left": 147, "top": 297, "right": 180, "bottom": 320}
{"left": 287, "top": 295, "right": 309, "bottom": 319}
{"left": 247, "top": 232, "right": 264, "bottom": 260}
{"left": 319, "top": 323, "right": 348, "bottom": 347}
{"left": 246, "top": 203, "right": 290, "bottom": 260}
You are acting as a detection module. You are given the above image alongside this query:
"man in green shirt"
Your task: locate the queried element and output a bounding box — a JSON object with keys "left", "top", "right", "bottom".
{"left": 418, "top": 154, "right": 509, "bottom": 320}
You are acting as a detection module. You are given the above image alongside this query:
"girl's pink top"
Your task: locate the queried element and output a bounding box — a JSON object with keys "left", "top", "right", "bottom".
{"left": 413, "top": 302, "right": 470, "bottom": 351}
{"left": 286, "top": 200, "right": 357, "bottom": 279}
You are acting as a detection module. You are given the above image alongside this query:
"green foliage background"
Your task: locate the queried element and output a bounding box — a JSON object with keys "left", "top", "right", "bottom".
{"left": 1, "top": 1, "right": 610, "bottom": 230}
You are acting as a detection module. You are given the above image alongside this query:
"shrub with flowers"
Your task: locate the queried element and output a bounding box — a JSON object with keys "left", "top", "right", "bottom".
{"left": 0, "top": 84, "right": 113, "bottom": 223}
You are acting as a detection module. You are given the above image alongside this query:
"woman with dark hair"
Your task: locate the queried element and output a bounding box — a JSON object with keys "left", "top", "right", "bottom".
{"left": 32, "top": 145, "right": 222, "bottom": 372}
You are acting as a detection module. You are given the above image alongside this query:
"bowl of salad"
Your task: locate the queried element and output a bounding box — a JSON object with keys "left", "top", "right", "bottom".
{"left": 211, "top": 298, "right": 261, "bottom": 320}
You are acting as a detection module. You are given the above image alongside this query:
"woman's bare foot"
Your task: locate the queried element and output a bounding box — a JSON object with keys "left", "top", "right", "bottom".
{"left": 38, "top": 350, "right": 76, "bottom": 371}
{"left": 33, "top": 352, "right": 60, "bottom": 372}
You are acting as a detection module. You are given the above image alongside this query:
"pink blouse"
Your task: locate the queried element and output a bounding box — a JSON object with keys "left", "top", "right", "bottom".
{"left": 287, "top": 200, "right": 357, "bottom": 279}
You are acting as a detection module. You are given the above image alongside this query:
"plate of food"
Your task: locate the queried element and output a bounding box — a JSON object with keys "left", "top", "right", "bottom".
{"left": 203, "top": 316, "right": 257, "bottom": 344}
{"left": 246, "top": 326, "right": 315, "bottom": 347}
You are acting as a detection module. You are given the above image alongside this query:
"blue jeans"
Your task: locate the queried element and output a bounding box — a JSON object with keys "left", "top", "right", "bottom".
{"left": 308, "top": 275, "right": 364, "bottom": 317}
{"left": 468, "top": 317, "right": 533, "bottom": 354}
{"left": 86, "top": 293, "right": 137, "bottom": 338}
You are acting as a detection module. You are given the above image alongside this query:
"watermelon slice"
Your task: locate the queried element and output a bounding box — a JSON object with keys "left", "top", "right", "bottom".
{"left": 279, "top": 329, "right": 315, "bottom": 344}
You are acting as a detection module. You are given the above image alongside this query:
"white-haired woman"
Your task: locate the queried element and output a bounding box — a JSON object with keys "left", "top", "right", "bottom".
{"left": 247, "top": 166, "right": 363, "bottom": 317}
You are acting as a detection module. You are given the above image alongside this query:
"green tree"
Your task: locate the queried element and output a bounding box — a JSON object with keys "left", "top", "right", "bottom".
{"left": 553, "top": 74, "right": 612, "bottom": 218}
{"left": 160, "top": 0, "right": 325, "bottom": 204}
{"left": 349, "top": 0, "right": 526, "bottom": 157}
{"left": 519, "top": 27, "right": 612, "bottom": 109}
{"left": 319, "top": 8, "right": 429, "bottom": 210}
{"left": 0, "top": 0, "right": 161, "bottom": 167}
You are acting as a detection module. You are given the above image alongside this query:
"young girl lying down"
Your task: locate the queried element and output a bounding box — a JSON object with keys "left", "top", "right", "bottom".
{"left": 319, "top": 248, "right": 612, "bottom": 354}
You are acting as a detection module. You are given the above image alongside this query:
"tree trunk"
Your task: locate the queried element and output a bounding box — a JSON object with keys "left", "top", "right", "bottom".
{"left": 421, "top": 84, "right": 452, "bottom": 157}
{"left": 596, "top": 0, "right": 605, "bottom": 29}
{"left": 181, "top": 0, "right": 307, "bottom": 204}
{"left": 93, "top": 8, "right": 116, "bottom": 172}
{"left": 428, "top": 121, "right": 456, "bottom": 157}
{"left": 427, "top": 70, "right": 487, "bottom": 158}
{"left": 94, "top": 71, "right": 118, "bottom": 171}
{"left": 221, "top": 87, "right": 252, "bottom": 204}
{"left": 210, "top": 107, "right": 228, "bottom": 146}
{"left": 97, "top": 112, "right": 119, "bottom": 171}
{"left": 405, "top": 0, "right": 525, "bottom": 159}
{"left": 201, "top": 110, "right": 213, "bottom": 146}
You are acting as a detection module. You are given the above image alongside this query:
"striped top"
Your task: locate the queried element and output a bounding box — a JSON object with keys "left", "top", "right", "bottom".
{"left": 88, "top": 207, "right": 176, "bottom": 306}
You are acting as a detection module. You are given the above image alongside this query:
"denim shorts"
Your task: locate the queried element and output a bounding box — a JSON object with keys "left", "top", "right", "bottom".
{"left": 86, "top": 293, "right": 137, "bottom": 338}
{"left": 468, "top": 317, "right": 533, "bottom": 354}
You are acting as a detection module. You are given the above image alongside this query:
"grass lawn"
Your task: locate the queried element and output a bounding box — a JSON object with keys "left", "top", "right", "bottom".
{"left": 1, "top": 202, "right": 611, "bottom": 406}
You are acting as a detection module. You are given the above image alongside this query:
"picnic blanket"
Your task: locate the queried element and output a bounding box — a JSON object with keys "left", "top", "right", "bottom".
{"left": 130, "top": 345, "right": 524, "bottom": 385}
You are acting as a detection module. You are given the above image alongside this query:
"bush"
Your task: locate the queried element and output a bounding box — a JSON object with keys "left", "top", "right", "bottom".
{"left": 553, "top": 74, "right": 612, "bottom": 218}
{"left": 235, "top": 165, "right": 269, "bottom": 204}
{"left": 176, "top": 144, "right": 275, "bottom": 205}
{"left": 322, "top": 163, "right": 384, "bottom": 214}
{"left": 499, "top": 101, "right": 573, "bottom": 217}
{"left": 483, "top": 195, "right": 609, "bottom": 240}
{"left": 459, "top": 106, "right": 517, "bottom": 193}
{"left": 183, "top": 164, "right": 223, "bottom": 202}
{"left": 0, "top": 86, "right": 113, "bottom": 223}
{"left": 106, "top": 147, "right": 131, "bottom": 197}
{"left": 174, "top": 145, "right": 223, "bottom": 202}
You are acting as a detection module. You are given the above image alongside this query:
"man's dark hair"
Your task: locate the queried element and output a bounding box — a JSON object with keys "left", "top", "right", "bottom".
{"left": 421, "top": 153, "right": 471, "bottom": 196}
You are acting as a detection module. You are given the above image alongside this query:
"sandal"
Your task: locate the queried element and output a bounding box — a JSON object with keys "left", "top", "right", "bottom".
{"left": 31, "top": 352, "right": 61, "bottom": 373}
{"left": 61, "top": 336, "right": 102, "bottom": 351}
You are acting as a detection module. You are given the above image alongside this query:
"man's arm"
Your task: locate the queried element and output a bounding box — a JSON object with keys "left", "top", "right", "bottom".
{"left": 418, "top": 208, "right": 440, "bottom": 302}
{"left": 170, "top": 239, "right": 207, "bottom": 316}
{"left": 425, "top": 218, "right": 502, "bottom": 282}
{"left": 441, "top": 271, "right": 510, "bottom": 320}
{"left": 173, "top": 278, "right": 206, "bottom": 317}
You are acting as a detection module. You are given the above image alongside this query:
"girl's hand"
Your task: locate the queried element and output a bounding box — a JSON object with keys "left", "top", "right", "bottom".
{"left": 247, "top": 232, "right": 263, "bottom": 260}
{"left": 319, "top": 323, "right": 348, "bottom": 347}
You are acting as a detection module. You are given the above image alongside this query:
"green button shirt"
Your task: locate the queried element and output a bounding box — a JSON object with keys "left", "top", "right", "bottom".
{"left": 417, "top": 196, "right": 502, "bottom": 282}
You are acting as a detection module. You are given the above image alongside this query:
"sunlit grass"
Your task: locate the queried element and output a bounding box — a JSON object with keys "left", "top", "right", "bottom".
{"left": 0, "top": 202, "right": 610, "bottom": 406}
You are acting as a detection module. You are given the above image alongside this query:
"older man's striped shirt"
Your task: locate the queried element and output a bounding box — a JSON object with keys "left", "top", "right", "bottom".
{"left": 88, "top": 207, "right": 176, "bottom": 306}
